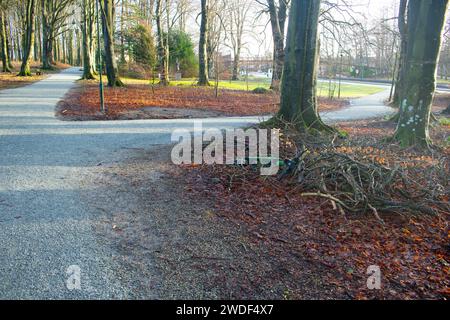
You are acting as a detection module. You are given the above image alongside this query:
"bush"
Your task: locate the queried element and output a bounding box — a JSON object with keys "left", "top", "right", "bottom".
{"left": 127, "top": 24, "right": 157, "bottom": 71}
{"left": 166, "top": 30, "right": 198, "bottom": 78}
{"left": 253, "top": 87, "right": 271, "bottom": 94}
{"left": 439, "top": 117, "right": 450, "bottom": 126}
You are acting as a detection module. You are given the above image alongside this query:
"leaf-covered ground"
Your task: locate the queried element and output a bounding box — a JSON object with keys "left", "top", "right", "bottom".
{"left": 182, "top": 119, "right": 450, "bottom": 300}
{"left": 56, "top": 82, "right": 348, "bottom": 120}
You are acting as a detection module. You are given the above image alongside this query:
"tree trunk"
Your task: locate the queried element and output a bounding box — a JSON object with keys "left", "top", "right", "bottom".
{"left": 34, "top": 14, "right": 39, "bottom": 61}
{"left": 54, "top": 38, "right": 58, "bottom": 62}
{"left": 19, "top": 0, "right": 36, "bottom": 76}
{"left": 393, "top": 0, "right": 449, "bottom": 147}
{"left": 5, "top": 18, "right": 13, "bottom": 68}
{"left": 392, "top": 0, "right": 408, "bottom": 107}
{"left": 119, "top": 0, "right": 125, "bottom": 64}
{"left": 268, "top": 0, "right": 287, "bottom": 91}
{"left": 81, "top": 0, "right": 95, "bottom": 79}
{"left": 232, "top": 46, "right": 240, "bottom": 81}
{"left": 15, "top": 17, "right": 22, "bottom": 62}
{"left": 41, "top": 27, "right": 54, "bottom": 69}
{"left": 198, "top": 0, "right": 210, "bottom": 86}
{"left": 278, "top": 0, "right": 333, "bottom": 133}
{"left": 41, "top": 0, "right": 54, "bottom": 69}
{"left": 68, "top": 29, "right": 74, "bottom": 65}
{"left": 0, "top": 10, "right": 12, "bottom": 72}
{"left": 76, "top": 29, "right": 81, "bottom": 66}
{"left": 156, "top": 0, "right": 169, "bottom": 85}
{"left": 100, "top": 0, "right": 123, "bottom": 87}
{"left": 62, "top": 32, "right": 66, "bottom": 64}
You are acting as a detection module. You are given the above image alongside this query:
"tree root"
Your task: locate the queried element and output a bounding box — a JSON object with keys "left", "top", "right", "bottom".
{"left": 281, "top": 137, "right": 449, "bottom": 217}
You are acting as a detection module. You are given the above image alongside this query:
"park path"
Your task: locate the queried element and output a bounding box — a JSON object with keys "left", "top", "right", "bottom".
{"left": 0, "top": 67, "right": 393, "bottom": 299}
{"left": 321, "top": 87, "right": 393, "bottom": 122}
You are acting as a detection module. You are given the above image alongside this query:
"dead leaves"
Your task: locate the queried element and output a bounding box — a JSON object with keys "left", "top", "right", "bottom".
{"left": 180, "top": 120, "right": 450, "bottom": 300}
{"left": 57, "top": 83, "right": 346, "bottom": 120}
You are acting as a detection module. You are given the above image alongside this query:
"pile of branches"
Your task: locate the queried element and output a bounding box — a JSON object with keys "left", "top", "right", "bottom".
{"left": 280, "top": 137, "right": 449, "bottom": 219}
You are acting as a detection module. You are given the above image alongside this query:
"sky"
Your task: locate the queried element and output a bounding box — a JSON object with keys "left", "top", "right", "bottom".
{"left": 184, "top": 0, "right": 402, "bottom": 58}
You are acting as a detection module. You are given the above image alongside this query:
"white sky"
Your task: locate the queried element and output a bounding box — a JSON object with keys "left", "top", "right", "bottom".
{"left": 185, "top": 0, "right": 402, "bottom": 58}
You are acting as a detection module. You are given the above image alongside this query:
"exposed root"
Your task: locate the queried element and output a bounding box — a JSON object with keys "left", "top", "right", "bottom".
{"left": 278, "top": 133, "right": 449, "bottom": 216}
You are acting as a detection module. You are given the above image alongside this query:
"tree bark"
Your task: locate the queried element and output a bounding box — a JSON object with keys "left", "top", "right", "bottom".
{"left": 5, "top": 17, "right": 13, "bottom": 68}
{"left": 34, "top": 14, "right": 40, "bottom": 61}
{"left": 278, "top": 0, "right": 333, "bottom": 133}
{"left": 19, "top": 0, "right": 36, "bottom": 76}
{"left": 0, "top": 10, "right": 12, "bottom": 72}
{"left": 156, "top": 0, "right": 169, "bottom": 85}
{"left": 268, "top": 0, "right": 287, "bottom": 91}
{"left": 392, "top": 0, "right": 408, "bottom": 107}
{"left": 393, "top": 0, "right": 449, "bottom": 147}
{"left": 81, "top": 0, "right": 95, "bottom": 79}
{"left": 231, "top": 45, "right": 241, "bottom": 81}
{"left": 198, "top": 0, "right": 210, "bottom": 86}
{"left": 100, "top": 0, "right": 123, "bottom": 86}
{"left": 41, "top": 0, "right": 54, "bottom": 69}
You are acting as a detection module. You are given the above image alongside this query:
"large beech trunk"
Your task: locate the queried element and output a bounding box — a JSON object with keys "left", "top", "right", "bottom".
{"left": 41, "top": 0, "right": 54, "bottom": 69}
{"left": 393, "top": 0, "right": 449, "bottom": 147}
{"left": 278, "top": 0, "right": 333, "bottom": 133}
{"left": 100, "top": 0, "right": 123, "bottom": 87}
{"left": 81, "top": 0, "right": 96, "bottom": 79}
{"left": 19, "top": 0, "right": 36, "bottom": 77}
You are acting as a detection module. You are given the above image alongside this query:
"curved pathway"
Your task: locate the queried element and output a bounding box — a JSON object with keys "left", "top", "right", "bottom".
{"left": 0, "top": 67, "right": 393, "bottom": 299}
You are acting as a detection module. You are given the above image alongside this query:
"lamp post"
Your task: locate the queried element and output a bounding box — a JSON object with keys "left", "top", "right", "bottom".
{"left": 96, "top": 0, "right": 105, "bottom": 113}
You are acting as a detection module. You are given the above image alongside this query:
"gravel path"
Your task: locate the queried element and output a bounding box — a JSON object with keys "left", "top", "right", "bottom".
{"left": 321, "top": 88, "right": 394, "bottom": 122}
{"left": 0, "top": 67, "right": 393, "bottom": 299}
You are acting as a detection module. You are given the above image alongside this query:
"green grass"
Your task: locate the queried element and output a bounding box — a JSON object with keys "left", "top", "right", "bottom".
{"left": 119, "top": 77, "right": 385, "bottom": 98}
{"left": 437, "top": 78, "right": 450, "bottom": 85}
{"left": 317, "top": 83, "right": 385, "bottom": 98}
{"left": 439, "top": 117, "right": 450, "bottom": 126}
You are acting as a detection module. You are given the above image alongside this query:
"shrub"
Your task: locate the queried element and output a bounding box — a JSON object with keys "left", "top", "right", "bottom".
{"left": 166, "top": 30, "right": 198, "bottom": 78}
{"left": 127, "top": 24, "right": 157, "bottom": 71}
{"left": 253, "top": 87, "right": 271, "bottom": 94}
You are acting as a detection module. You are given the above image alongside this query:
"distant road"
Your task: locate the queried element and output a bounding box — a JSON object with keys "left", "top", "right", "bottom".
{"left": 318, "top": 77, "right": 450, "bottom": 93}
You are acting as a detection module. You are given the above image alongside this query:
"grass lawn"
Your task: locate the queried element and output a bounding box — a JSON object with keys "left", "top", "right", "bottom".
{"left": 119, "top": 77, "right": 385, "bottom": 98}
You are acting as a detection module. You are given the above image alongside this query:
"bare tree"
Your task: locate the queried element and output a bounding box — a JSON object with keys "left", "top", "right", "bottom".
{"left": 263, "top": 0, "right": 289, "bottom": 91}
{"left": 198, "top": 0, "right": 210, "bottom": 85}
{"left": 206, "top": 0, "right": 225, "bottom": 79}
{"left": 155, "top": 0, "right": 170, "bottom": 85}
{"left": 223, "top": 0, "right": 253, "bottom": 81}
{"left": 41, "top": 0, "right": 75, "bottom": 70}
